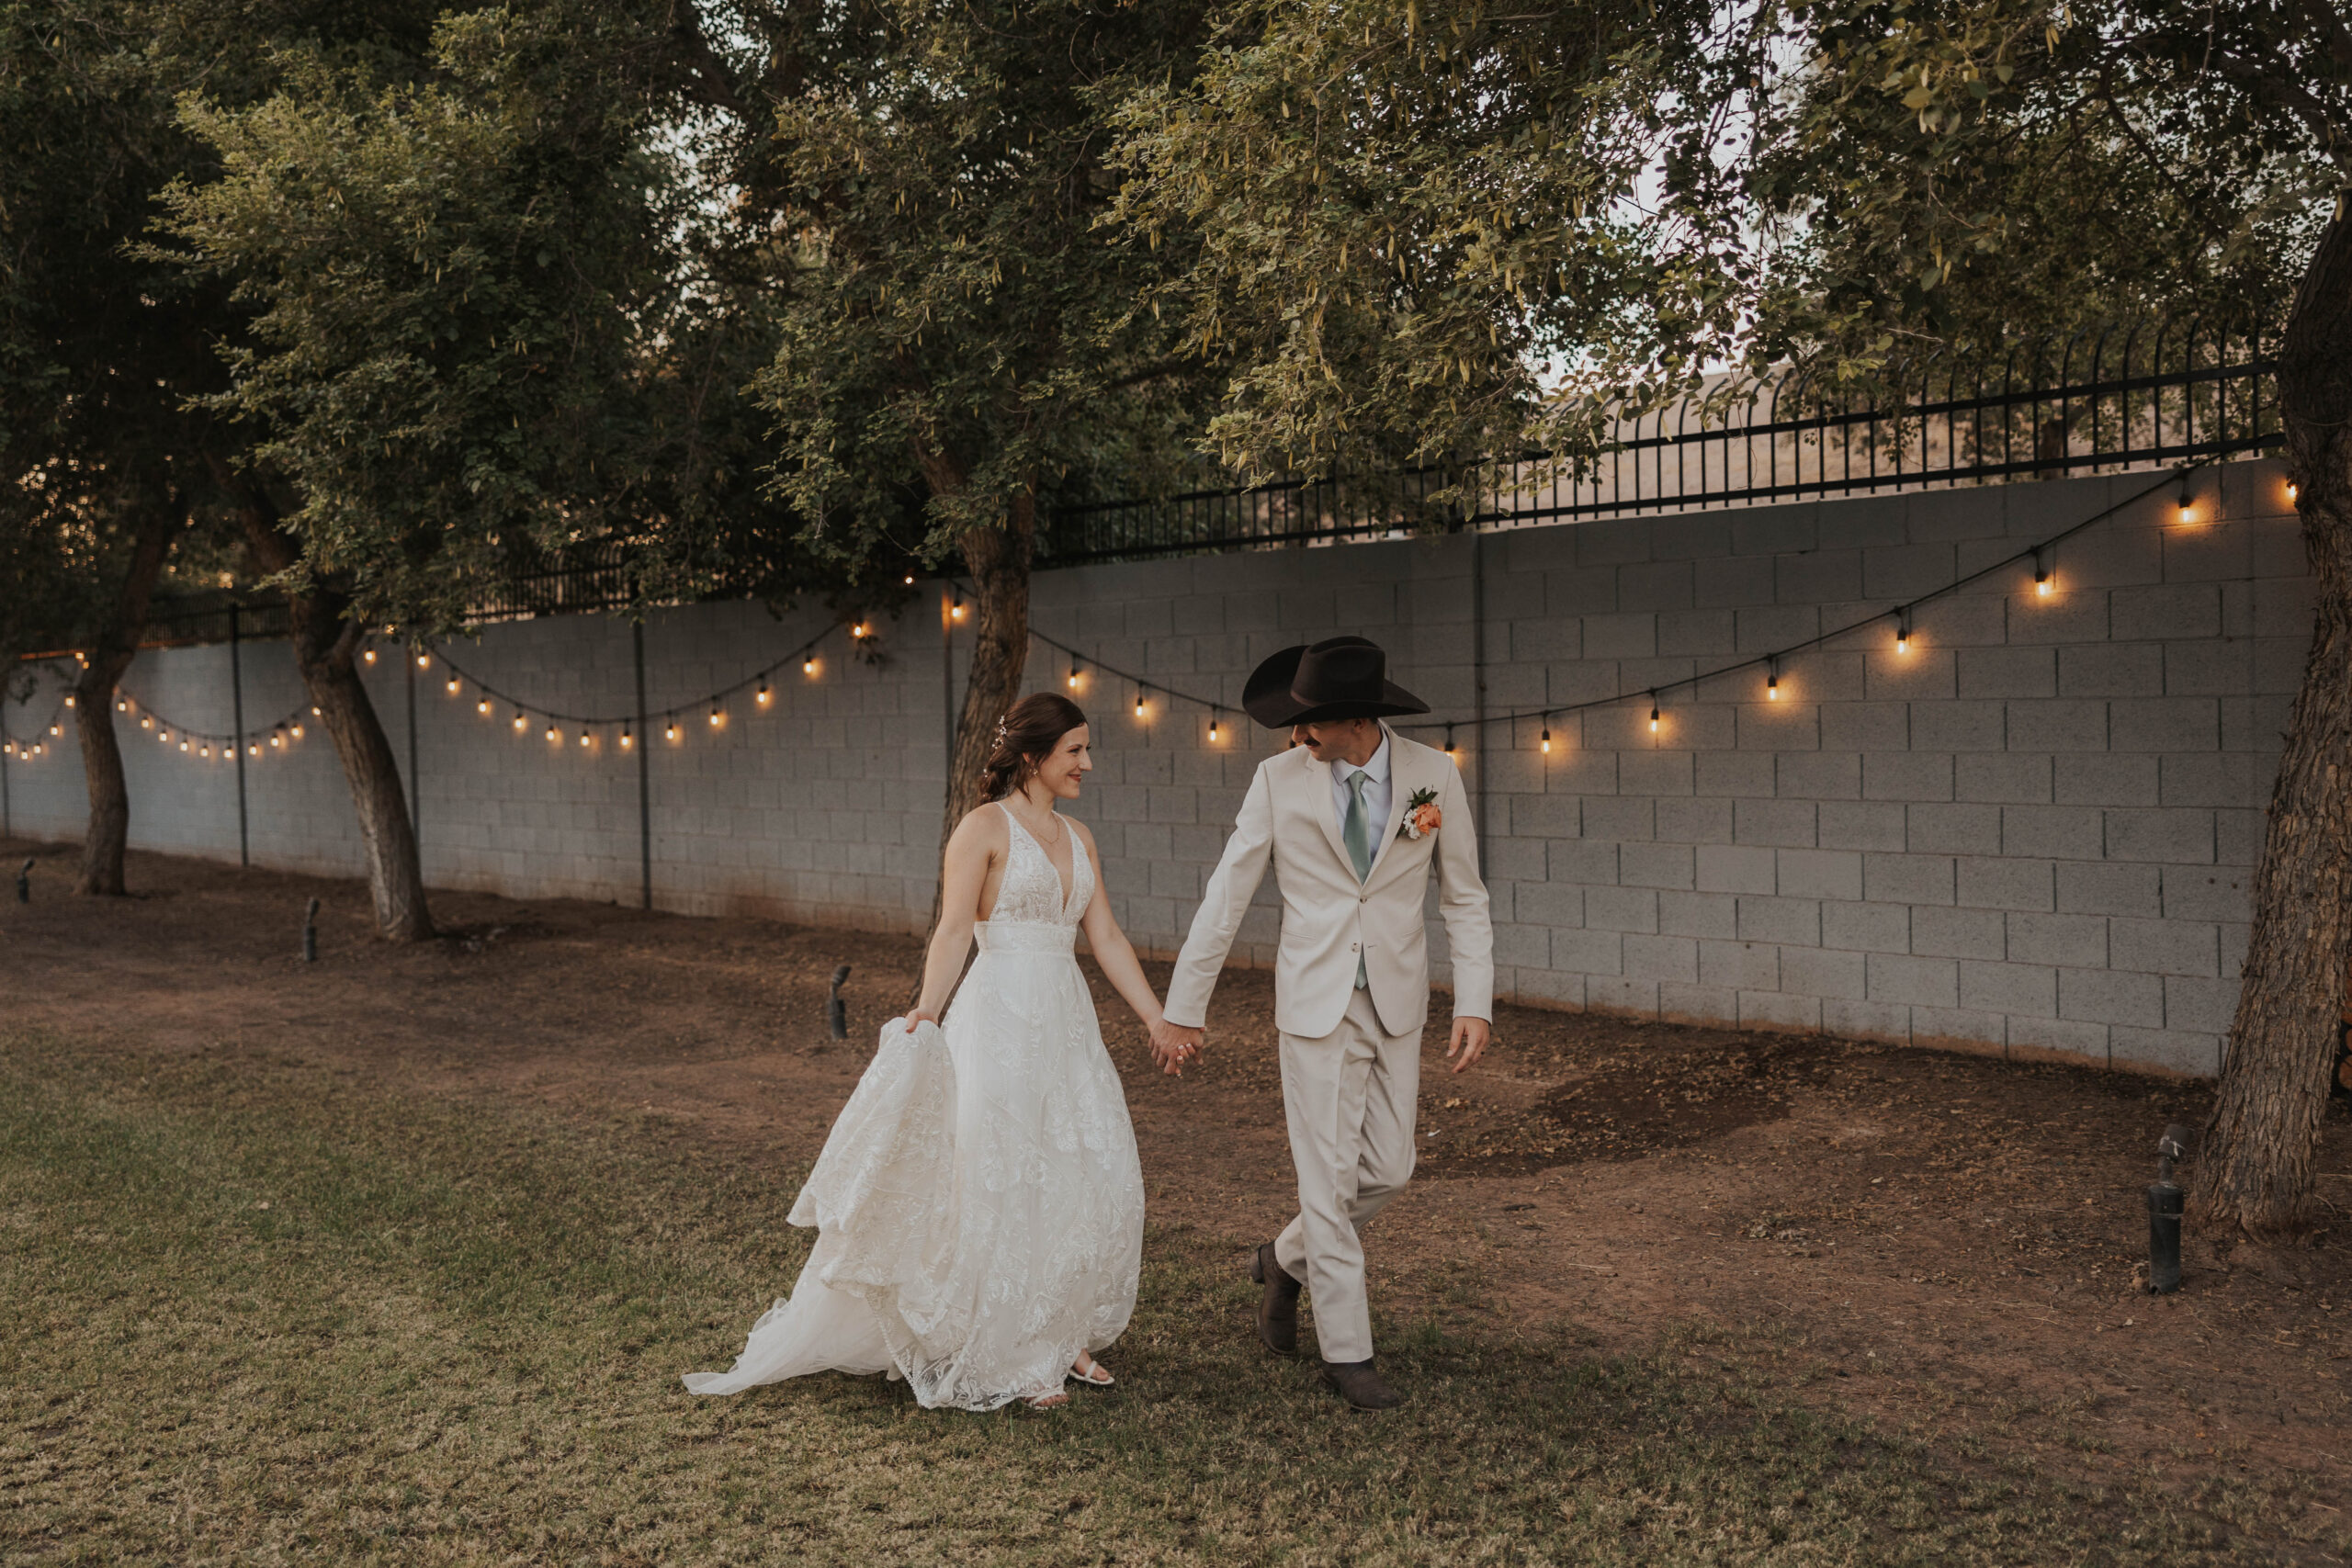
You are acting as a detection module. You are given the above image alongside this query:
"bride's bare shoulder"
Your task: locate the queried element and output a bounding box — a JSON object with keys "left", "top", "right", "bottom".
{"left": 950, "top": 802, "right": 1010, "bottom": 845}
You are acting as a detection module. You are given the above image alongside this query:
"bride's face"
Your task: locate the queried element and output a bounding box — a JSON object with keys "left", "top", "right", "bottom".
{"left": 1031, "top": 725, "right": 1093, "bottom": 801}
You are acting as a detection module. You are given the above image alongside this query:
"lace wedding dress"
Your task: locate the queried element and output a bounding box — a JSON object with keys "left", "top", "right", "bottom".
{"left": 684, "top": 803, "right": 1145, "bottom": 1410}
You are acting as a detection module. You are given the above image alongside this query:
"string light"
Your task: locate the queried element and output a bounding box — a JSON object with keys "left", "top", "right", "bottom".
{"left": 620, "top": 727, "right": 634, "bottom": 750}
{"left": 62, "top": 694, "right": 74, "bottom": 708}
{"left": 1134, "top": 689, "right": 1147, "bottom": 719}
{"left": 951, "top": 591, "right": 966, "bottom": 620}
{"left": 708, "top": 703, "right": 723, "bottom": 727}
{"left": 271, "top": 729, "right": 284, "bottom": 749}
{"left": 177, "top": 739, "right": 188, "bottom": 751}
{"left": 478, "top": 698, "right": 492, "bottom": 715}
{"left": 446, "top": 677, "right": 460, "bottom": 694}
{"left": 2034, "top": 550, "right": 2052, "bottom": 597}
{"left": 514, "top": 710, "right": 527, "bottom": 731}
{"left": 578, "top": 729, "right": 591, "bottom": 748}
{"left": 1068, "top": 660, "right": 1082, "bottom": 690}
{"left": 48, "top": 722, "right": 60, "bottom": 736}
{"left": 1207, "top": 710, "right": 1220, "bottom": 741}
{"left": 363, "top": 649, "right": 376, "bottom": 664}
{"left": 415, "top": 653, "right": 430, "bottom": 670}
{"left": 1540, "top": 724, "right": 1552, "bottom": 754}
{"left": 141, "top": 716, "right": 153, "bottom": 729}
{"left": 903, "top": 573, "right": 915, "bottom": 585}
{"left": 851, "top": 621, "right": 869, "bottom": 639}
{"left": 1766, "top": 661, "right": 1781, "bottom": 699}
{"left": 2177, "top": 484, "right": 2194, "bottom": 525}
{"left": 545, "top": 721, "right": 559, "bottom": 742}
{"left": 756, "top": 679, "right": 770, "bottom": 706}
{"left": 804, "top": 654, "right": 818, "bottom": 675}
{"left": 1444, "top": 726, "right": 1457, "bottom": 759}
{"left": 665, "top": 718, "right": 678, "bottom": 741}
{"left": 1894, "top": 608, "right": 1912, "bottom": 654}
{"left": 1648, "top": 697, "right": 1660, "bottom": 734}
{"left": 199, "top": 744, "right": 210, "bottom": 758}
{"left": 117, "top": 698, "right": 128, "bottom": 713}
{"left": 248, "top": 743, "right": 260, "bottom": 757}
{"left": 290, "top": 723, "right": 304, "bottom": 739}
{"left": 2287, "top": 480, "right": 2299, "bottom": 504}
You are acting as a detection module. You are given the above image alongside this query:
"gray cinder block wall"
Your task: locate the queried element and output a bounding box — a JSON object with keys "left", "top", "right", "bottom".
{"left": 1, "top": 462, "right": 2309, "bottom": 1075}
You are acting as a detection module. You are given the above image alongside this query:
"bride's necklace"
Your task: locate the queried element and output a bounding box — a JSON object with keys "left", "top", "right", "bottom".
{"left": 1012, "top": 795, "right": 1063, "bottom": 845}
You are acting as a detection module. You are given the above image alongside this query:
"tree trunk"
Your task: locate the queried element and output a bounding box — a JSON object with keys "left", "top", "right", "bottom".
{"left": 939, "top": 489, "right": 1038, "bottom": 854}
{"left": 2191, "top": 210, "right": 2352, "bottom": 1239}
{"left": 239, "top": 496, "right": 434, "bottom": 942}
{"left": 73, "top": 492, "right": 183, "bottom": 896}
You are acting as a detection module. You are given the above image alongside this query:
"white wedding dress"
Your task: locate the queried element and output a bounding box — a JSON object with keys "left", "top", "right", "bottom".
{"left": 684, "top": 803, "right": 1145, "bottom": 1410}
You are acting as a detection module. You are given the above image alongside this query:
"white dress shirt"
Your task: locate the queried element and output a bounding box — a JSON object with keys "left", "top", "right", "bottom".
{"left": 1327, "top": 729, "right": 1393, "bottom": 852}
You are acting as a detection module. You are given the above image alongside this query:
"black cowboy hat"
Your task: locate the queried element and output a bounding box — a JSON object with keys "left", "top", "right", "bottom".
{"left": 1242, "top": 636, "right": 1431, "bottom": 728}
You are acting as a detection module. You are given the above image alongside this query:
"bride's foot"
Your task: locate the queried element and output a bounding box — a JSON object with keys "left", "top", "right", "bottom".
{"left": 1024, "top": 1388, "right": 1070, "bottom": 1409}
{"left": 1070, "top": 1350, "right": 1114, "bottom": 1388}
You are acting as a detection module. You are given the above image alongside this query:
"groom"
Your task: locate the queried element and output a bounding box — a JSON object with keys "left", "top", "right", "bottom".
{"left": 1150, "top": 636, "right": 1493, "bottom": 1410}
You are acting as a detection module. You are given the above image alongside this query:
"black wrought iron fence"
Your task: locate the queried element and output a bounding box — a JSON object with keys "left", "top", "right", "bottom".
{"left": 1043, "top": 315, "right": 2282, "bottom": 565}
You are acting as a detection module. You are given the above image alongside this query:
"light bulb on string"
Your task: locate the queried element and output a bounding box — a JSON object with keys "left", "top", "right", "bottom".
{"left": 249, "top": 743, "right": 260, "bottom": 757}
{"left": 1134, "top": 689, "right": 1147, "bottom": 720}
{"left": 446, "top": 677, "right": 460, "bottom": 695}
{"left": 415, "top": 652, "right": 430, "bottom": 670}
{"left": 1444, "top": 726, "right": 1457, "bottom": 760}
{"left": 2034, "top": 554, "right": 2052, "bottom": 597}
{"left": 1648, "top": 697, "right": 1660, "bottom": 734}
{"left": 141, "top": 716, "right": 153, "bottom": 729}
{"left": 545, "top": 721, "right": 559, "bottom": 742}
{"left": 620, "top": 727, "right": 634, "bottom": 750}
{"left": 478, "top": 698, "right": 492, "bottom": 715}
{"left": 1767, "top": 663, "right": 1781, "bottom": 699}
{"left": 48, "top": 722, "right": 60, "bottom": 737}
{"left": 950, "top": 592, "right": 965, "bottom": 620}
{"left": 289, "top": 723, "right": 303, "bottom": 739}
{"left": 709, "top": 703, "right": 723, "bottom": 727}
{"left": 514, "top": 710, "right": 527, "bottom": 732}
{"left": 578, "top": 729, "right": 591, "bottom": 748}
{"left": 2177, "top": 483, "right": 2194, "bottom": 525}
{"left": 271, "top": 728, "right": 284, "bottom": 749}
{"left": 199, "top": 743, "right": 210, "bottom": 758}
{"left": 1067, "top": 660, "right": 1082, "bottom": 691}
{"left": 852, "top": 620, "right": 869, "bottom": 639}
{"left": 1540, "top": 724, "right": 1552, "bottom": 755}
{"left": 177, "top": 739, "right": 187, "bottom": 751}
{"left": 117, "top": 698, "right": 128, "bottom": 713}
{"left": 803, "top": 653, "right": 818, "bottom": 675}
{"left": 1894, "top": 609, "right": 1912, "bottom": 655}
{"left": 2287, "top": 480, "right": 2300, "bottom": 505}
{"left": 664, "top": 718, "right": 678, "bottom": 741}
{"left": 311, "top": 706, "right": 321, "bottom": 717}
{"left": 363, "top": 649, "right": 376, "bottom": 664}
{"left": 903, "top": 574, "right": 915, "bottom": 586}
{"left": 62, "top": 694, "right": 73, "bottom": 709}
{"left": 1207, "top": 710, "right": 1220, "bottom": 742}
{"left": 756, "top": 679, "right": 770, "bottom": 706}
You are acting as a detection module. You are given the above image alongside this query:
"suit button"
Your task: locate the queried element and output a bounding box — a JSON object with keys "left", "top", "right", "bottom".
{"left": 1351, "top": 942, "right": 1361, "bottom": 952}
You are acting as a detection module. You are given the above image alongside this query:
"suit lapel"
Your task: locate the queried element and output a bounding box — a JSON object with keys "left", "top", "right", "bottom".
{"left": 1364, "top": 726, "right": 1416, "bottom": 879}
{"left": 1295, "top": 746, "right": 1356, "bottom": 875}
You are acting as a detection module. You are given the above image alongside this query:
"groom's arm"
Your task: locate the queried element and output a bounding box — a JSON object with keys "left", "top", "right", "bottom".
{"left": 1160, "top": 762, "right": 1277, "bottom": 1031}
{"left": 1434, "top": 760, "right": 1495, "bottom": 1026}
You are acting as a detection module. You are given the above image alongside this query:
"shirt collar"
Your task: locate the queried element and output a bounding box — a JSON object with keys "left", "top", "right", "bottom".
{"left": 1333, "top": 728, "right": 1391, "bottom": 786}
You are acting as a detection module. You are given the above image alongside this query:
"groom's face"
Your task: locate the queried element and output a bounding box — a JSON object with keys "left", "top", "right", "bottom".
{"left": 1292, "top": 718, "right": 1380, "bottom": 767}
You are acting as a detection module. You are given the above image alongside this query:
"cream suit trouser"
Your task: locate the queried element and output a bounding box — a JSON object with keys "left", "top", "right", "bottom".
{"left": 1272, "top": 986, "right": 1420, "bottom": 1364}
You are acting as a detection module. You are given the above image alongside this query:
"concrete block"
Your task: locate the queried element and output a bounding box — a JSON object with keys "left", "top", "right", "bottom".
{"left": 1493, "top": 923, "right": 1555, "bottom": 970}
{"left": 2053, "top": 753, "right": 2161, "bottom": 807}
{"left": 1696, "top": 842, "right": 1778, "bottom": 895}
{"left": 1906, "top": 802, "right": 2003, "bottom": 855}
{"left": 1863, "top": 541, "right": 1958, "bottom": 599}
{"left": 1823, "top": 998, "right": 1913, "bottom": 1043}
{"left": 1909, "top": 1006, "right": 2007, "bottom": 1050}
{"left": 1736, "top": 697, "right": 1825, "bottom": 751}
{"left": 2109, "top": 696, "right": 2220, "bottom": 753}
{"left": 1862, "top": 752, "right": 1954, "bottom": 802}
{"left": 2218, "top": 921, "right": 2250, "bottom": 979}
{"left": 2110, "top": 582, "right": 2222, "bottom": 642}
{"left": 1510, "top": 967, "right": 1588, "bottom": 1010}
{"left": 1911, "top": 700, "right": 2007, "bottom": 752}
{"left": 1584, "top": 886, "right": 1659, "bottom": 933}
{"left": 2108, "top": 1027, "right": 2221, "bottom": 1077}
{"left": 1736, "top": 895, "right": 1821, "bottom": 945}
{"left": 1547, "top": 838, "right": 1620, "bottom": 887}
{"left": 2159, "top": 866, "right": 2250, "bottom": 922}
{"left": 2103, "top": 807, "right": 2214, "bottom": 864}
{"left": 1732, "top": 504, "right": 1819, "bottom": 557}
{"left": 1694, "top": 557, "right": 1776, "bottom": 609}
{"left": 1957, "top": 750, "right": 2054, "bottom": 805}
{"left": 1735, "top": 796, "right": 1819, "bottom": 848}
{"left": 1551, "top": 928, "right": 1625, "bottom": 976}
{"left": 2162, "top": 975, "right": 2240, "bottom": 1035}
{"left": 1817, "top": 800, "right": 1909, "bottom": 852}
{"left": 1624, "top": 932, "right": 1701, "bottom": 983}
{"left": 2110, "top": 918, "right": 2220, "bottom": 977}
{"left": 1516, "top": 879, "right": 1586, "bottom": 929}
{"left": 1740, "top": 990, "right": 1823, "bottom": 1033}
{"left": 1862, "top": 852, "right": 1955, "bottom": 906}
{"left": 1658, "top": 609, "right": 1736, "bottom": 656}
{"left": 1910, "top": 905, "right": 2007, "bottom": 960}
{"left": 2007, "top": 910, "right": 2109, "bottom": 968}
{"left": 2007, "top": 1014, "right": 2110, "bottom": 1062}
{"left": 1780, "top": 944, "right": 1868, "bottom": 1000}
{"left": 1700, "top": 938, "right": 1781, "bottom": 990}
{"left": 1619, "top": 749, "right": 1697, "bottom": 797}
{"left": 1693, "top": 752, "right": 1776, "bottom": 800}
{"left": 2220, "top": 694, "right": 2294, "bottom": 755}
{"left": 1776, "top": 847, "right": 1863, "bottom": 901}
{"left": 2058, "top": 966, "right": 2165, "bottom": 1028}
{"left": 1582, "top": 613, "right": 1659, "bottom": 660}
{"left": 1867, "top": 953, "right": 1960, "bottom": 1008}
{"left": 2006, "top": 700, "right": 2109, "bottom": 752}
{"left": 1775, "top": 751, "right": 1860, "bottom": 802}
{"left": 1620, "top": 840, "right": 1697, "bottom": 891}
{"left": 1584, "top": 976, "right": 1660, "bottom": 1016}
{"left": 1954, "top": 854, "right": 2054, "bottom": 912}
{"left": 2056, "top": 642, "right": 2164, "bottom": 698}
{"left": 1864, "top": 648, "right": 1957, "bottom": 703}
{"left": 1657, "top": 889, "right": 1740, "bottom": 939}
{"left": 1659, "top": 983, "right": 1741, "bottom": 1026}
{"left": 1956, "top": 646, "right": 2058, "bottom": 699}
{"left": 1623, "top": 561, "right": 1697, "bottom": 614}
{"left": 1959, "top": 960, "right": 2057, "bottom": 1017}
{"left": 1820, "top": 703, "right": 1911, "bottom": 751}
{"left": 1657, "top": 795, "right": 1736, "bottom": 845}
{"left": 1581, "top": 795, "right": 1656, "bottom": 842}
{"left": 1777, "top": 549, "right": 1863, "bottom": 604}
{"left": 2001, "top": 805, "right": 2105, "bottom": 861}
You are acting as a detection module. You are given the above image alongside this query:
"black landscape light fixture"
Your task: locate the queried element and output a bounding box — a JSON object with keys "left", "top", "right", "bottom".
{"left": 829, "top": 964, "right": 853, "bottom": 1040}
{"left": 2146, "top": 1123, "right": 2192, "bottom": 1294}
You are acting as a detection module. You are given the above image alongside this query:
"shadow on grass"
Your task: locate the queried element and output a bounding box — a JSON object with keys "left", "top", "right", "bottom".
{"left": 0, "top": 1030, "right": 2320, "bottom": 1565}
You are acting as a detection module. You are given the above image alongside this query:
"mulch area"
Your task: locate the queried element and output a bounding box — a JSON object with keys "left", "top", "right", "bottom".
{"left": 4, "top": 835, "right": 2347, "bottom": 1499}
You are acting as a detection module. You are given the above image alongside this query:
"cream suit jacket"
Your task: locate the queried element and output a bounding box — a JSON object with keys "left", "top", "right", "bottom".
{"left": 1162, "top": 726, "right": 1495, "bottom": 1040}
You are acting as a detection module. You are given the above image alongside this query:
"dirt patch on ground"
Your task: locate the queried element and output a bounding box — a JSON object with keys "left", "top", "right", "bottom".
{"left": 4, "top": 836, "right": 2348, "bottom": 1512}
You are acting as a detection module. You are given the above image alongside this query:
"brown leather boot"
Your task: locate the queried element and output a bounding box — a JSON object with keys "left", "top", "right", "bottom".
{"left": 1250, "top": 1242, "right": 1300, "bottom": 1356}
{"left": 1321, "top": 1358, "right": 1404, "bottom": 1410}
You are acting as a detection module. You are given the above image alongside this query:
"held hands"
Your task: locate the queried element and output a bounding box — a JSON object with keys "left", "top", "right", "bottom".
{"left": 1148, "top": 1018, "right": 1204, "bottom": 1077}
{"left": 1446, "top": 1016, "right": 1491, "bottom": 1074}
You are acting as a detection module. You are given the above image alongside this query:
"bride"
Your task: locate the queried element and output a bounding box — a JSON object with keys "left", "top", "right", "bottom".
{"left": 684, "top": 693, "right": 1171, "bottom": 1410}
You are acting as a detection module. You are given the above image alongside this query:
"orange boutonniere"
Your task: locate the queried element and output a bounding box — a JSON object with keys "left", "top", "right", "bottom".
{"left": 1399, "top": 787, "right": 1442, "bottom": 840}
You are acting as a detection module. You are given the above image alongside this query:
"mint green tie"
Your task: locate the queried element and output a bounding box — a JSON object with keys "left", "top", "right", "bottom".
{"left": 1343, "top": 769, "right": 1374, "bottom": 881}
{"left": 1344, "top": 770, "right": 1373, "bottom": 989}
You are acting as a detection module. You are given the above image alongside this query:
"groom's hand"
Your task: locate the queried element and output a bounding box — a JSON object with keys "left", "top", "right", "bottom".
{"left": 1446, "top": 1016, "right": 1490, "bottom": 1073}
{"left": 1149, "top": 1020, "right": 1204, "bottom": 1076}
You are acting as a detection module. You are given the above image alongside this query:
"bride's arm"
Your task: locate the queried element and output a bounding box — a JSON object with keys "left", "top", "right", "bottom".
{"left": 1073, "top": 824, "right": 1166, "bottom": 1034}
{"left": 907, "top": 809, "right": 996, "bottom": 1028}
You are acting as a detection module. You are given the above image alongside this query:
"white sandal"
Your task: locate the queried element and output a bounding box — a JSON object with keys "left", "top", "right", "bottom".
{"left": 1024, "top": 1389, "right": 1070, "bottom": 1410}
{"left": 1070, "top": 1351, "right": 1114, "bottom": 1388}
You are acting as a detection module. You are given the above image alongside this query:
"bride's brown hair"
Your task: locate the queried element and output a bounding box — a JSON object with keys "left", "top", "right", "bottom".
{"left": 981, "top": 693, "right": 1089, "bottom": 800}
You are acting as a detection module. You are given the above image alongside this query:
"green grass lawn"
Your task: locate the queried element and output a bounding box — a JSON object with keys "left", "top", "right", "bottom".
{"left": 0, "top": 1028, "right": 2313, "bottom": 1565}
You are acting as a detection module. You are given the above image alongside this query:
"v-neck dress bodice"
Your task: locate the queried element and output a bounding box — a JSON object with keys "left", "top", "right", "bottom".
{"left": 979, "top": 803, "right": 1092, "bottom": 951}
